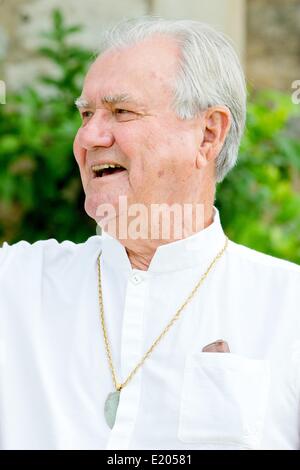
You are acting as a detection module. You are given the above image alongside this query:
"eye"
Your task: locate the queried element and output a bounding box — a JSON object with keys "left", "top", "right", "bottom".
{"left": 115, "top": 108, "right": 131, "bottom": 114}
{"left": 81, "top": 110, "right": 93, "bottom": 121}
{"left": 114, "top": 108, "right": 137, "bottom": 121}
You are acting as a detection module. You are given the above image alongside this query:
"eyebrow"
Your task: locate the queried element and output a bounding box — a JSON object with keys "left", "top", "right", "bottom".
{"left": 74, "top": 93, "right": 141, "bottom": 109}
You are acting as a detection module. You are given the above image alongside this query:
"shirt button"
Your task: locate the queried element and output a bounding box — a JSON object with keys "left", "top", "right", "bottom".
{"left": 131, "top": 273, "right": 143, "bottom": 285}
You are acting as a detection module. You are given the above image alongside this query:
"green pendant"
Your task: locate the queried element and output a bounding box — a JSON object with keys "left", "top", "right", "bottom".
{"left": 104, "top": 390, "right": 120, "bottom": 429}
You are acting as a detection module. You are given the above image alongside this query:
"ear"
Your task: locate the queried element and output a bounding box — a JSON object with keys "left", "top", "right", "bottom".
{"left": 196, "top": 106, "right": 231, "bottom": 169}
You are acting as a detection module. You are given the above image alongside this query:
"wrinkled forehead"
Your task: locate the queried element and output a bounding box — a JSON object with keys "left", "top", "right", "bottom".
{"left": 82, "top": 36, "right": 180, "bottom": 106}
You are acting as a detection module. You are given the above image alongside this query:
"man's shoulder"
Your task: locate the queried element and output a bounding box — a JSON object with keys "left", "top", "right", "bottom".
{"left": 227, "top": 239, "right": 300, "bottom": 277}
{"left": 0, "top": 236, "right": 103, "bottom": 270}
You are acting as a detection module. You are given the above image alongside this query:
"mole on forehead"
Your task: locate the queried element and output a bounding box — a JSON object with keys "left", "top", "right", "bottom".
{"left": 75, "top": 93, "right": 139, "bottom": 108}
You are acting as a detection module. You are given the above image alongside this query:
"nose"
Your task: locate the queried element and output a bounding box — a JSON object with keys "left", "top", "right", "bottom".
{"left": 78, "top": 110, "right": 115, "bottom": 150}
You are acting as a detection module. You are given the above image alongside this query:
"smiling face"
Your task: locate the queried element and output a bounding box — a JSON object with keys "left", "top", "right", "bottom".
{"left": 73, "top": 35, "right": 215, "bottom": 232}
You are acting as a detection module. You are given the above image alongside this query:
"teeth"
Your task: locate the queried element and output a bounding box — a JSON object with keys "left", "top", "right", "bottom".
{"left": 92, "top": 163, "right": 123, "bottom": 171}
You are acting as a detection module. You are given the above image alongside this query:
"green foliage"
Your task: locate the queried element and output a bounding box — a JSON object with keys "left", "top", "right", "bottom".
{"left": 216, "top": 90, "right": 300, "bottom": 264}
{"left": 0, "top": 9, "right": 95, "bottom": 243}
{"left": 0, "top": 10, "right": 299, "bottom": 264}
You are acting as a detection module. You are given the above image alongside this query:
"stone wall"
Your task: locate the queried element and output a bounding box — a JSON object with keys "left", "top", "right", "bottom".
{"left": 0, "top": 0, "right": 245, "bottom": 91}
{"left": 246, "top": 0, "right": 300, "bottom": 91}
{"left": 0, "top": 0, "right": 149, "bottom": 90}
{"left": 1, "top": 0, "right": 299, "bottom": 92}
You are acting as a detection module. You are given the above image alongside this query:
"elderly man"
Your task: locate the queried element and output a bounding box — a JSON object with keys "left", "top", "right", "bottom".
{"left": 0, "top": 17, "right": 300, "bottom": 451}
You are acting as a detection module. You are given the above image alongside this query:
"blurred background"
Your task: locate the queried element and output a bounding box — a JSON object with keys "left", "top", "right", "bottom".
{"left": 0, "top": 0, "right": 299, "bottom": 262}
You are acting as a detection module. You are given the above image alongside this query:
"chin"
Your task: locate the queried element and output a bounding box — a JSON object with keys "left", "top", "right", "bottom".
{"left": 84, "top": 194, "right": 120, "bottom": 224}
{"left": 84, "top": 195, "right": 107, "bottom": 221}
{"left": 84, "top": 197, "right": 97, "bottom": 221}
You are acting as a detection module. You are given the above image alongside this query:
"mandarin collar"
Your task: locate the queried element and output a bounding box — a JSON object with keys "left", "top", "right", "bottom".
{"left": 101, "top": 207, "right": 227, "bottom": 274}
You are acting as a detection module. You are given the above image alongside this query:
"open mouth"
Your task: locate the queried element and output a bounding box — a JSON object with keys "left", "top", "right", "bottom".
{"left": 91, "top": 163, "right": 126, "bottom": 178}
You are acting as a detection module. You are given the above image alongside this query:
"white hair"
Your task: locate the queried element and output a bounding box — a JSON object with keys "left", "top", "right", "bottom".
{"left": 97, "top": 17, "right": 247, "bottom": 182}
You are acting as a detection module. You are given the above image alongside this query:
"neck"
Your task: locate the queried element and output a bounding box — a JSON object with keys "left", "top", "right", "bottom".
{"left": 125, "top": 203, "right": 215, "bottom": 271}
{"left": 125, "top": 248, "right": 155, "bottom": 270}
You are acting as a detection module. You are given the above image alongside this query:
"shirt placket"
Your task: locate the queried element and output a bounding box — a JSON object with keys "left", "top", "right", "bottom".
{"left": 106, "top": 270, "right": 147, "bottom": 450}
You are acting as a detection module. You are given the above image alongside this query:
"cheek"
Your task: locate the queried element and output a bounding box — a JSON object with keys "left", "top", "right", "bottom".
{"left": 73, "top": 130, "right": 86, "bottom": 168}
{"left": 117, "top": 123, "right": 195, "bottom": 183}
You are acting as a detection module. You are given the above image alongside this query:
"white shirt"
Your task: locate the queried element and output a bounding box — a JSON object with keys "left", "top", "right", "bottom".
{"left": 0, "top": 208, "right": 300, "bottom": 450}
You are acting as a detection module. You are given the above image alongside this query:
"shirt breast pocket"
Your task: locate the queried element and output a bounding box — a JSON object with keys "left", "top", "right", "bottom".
{"left": 178, "top": 352, "right": 270, "bottom": 449}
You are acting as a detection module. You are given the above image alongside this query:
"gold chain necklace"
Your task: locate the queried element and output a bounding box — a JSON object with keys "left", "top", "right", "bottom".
{"left": 97, "top": 236, "right": 228, "bottom": 429}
